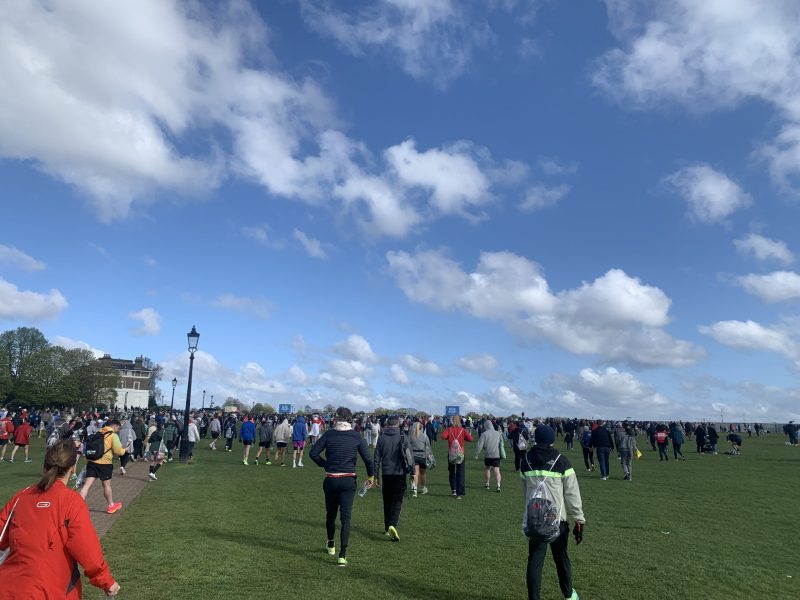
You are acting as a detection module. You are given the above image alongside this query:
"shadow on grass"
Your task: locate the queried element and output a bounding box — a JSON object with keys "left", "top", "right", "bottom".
{"left": 202, "top": 526, "right": 503, "bottom": 600}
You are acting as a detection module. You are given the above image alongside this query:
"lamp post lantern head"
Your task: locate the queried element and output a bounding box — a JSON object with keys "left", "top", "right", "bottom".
{"left": 172, "top": 377, "right": 177, "bottom": 389}
{"left": 187, "top": 326, "right": 200, "bottom": 352}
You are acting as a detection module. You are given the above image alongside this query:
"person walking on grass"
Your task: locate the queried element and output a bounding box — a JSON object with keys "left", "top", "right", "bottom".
{"left": 240, "top": 414, "right": 256, "bottom": 465}
{"left": 578, "top": 421, "right": 594, "bottom": 472}
{"left": 474, "top": 419, "right": 506, "bottom": 493}
{"left": 694, "top": 424, "right": 706, "bottom": 454}
{"left": 117, "top": 419, "right": 135, "bottom": 476}
{"left": 78, "top": 419, "right": 126, "bottom": 514}
{"left": 373, "top": 416, "right": 407, "bottom": 541}
{"left": 409, "top": 421, "right": 431, "bottom": 497}
{"left": 274, "top": 417, "right": 292, "bottom": 466}
{"left": 618, "top": 425, "right": 638, "bottom": 481}
{"left": 707, "top": 425, "right": 719, "bottom": 454}
{"left": 209, "top": 413, "right": 221, "bottom": 450}
{"left": 442, "top": 415, "right": 473, "bottom": 499}
{"left": 655, "top": 425, "right": 669, "bottom": 461}
{"left": 292, "top": 415, "right": 308, "bottom": 468}
{"left": 222, "top": 414, "right": 237, "bottom": 452}
{"left": 590, "top": 420, "right": 614, "bottom": 480}
{"left": 147, "top": 422, "right": 166, "bottom": 480}
{"left": 0, "top": 440, "right": 121, "bottom": 598}
{"left": 8, "top": 418, "right": 32, "bottom": 463}
{"left": 132, "top": 415, "right": 147, "bottom": 460}
{"left": 0, "top": 410, "right": 15, "bottom": 462}
{"left": 186, "top": 417, "right": 200, "bottom": 460}
{"left": 309, "top": 407, "right": 375, "bottom": 567}
{"left": 163, "top": 418, "right": 179, "bottom": 461}
{"left": 509, "top": 419, "right": 530, "bottom": 473}
{"left": 255, "top": 417, "right": 273, "bottom": 466}
{"left": 669, "top": 422, "right": 686, "bottom": 461}
{"left": 521, "top": 425, "right": 584, "bottom": 600}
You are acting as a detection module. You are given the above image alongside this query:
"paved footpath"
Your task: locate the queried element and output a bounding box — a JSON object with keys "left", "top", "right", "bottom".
{"left": 82, "top": 459, "right": 150, "bottom": 538}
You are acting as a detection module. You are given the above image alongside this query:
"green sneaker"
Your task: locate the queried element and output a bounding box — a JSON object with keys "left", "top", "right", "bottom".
{"left": 388, "top": 525, "right": 400, "bottom": 541}
{"left": 337, "top": 557, "right": 348, "bottom": 567}
{"left": 565, "top": 590, "right": 579, "bottom": 600}
{"left": 327, "top": 543, "right": 336, "bottom": 556}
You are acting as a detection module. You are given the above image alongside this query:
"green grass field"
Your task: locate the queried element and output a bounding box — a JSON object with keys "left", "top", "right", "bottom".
{"left": 2, "top": 434, "right": 798, "bottom": 599}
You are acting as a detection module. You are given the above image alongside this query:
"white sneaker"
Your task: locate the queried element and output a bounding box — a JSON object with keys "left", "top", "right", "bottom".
{"left": 120, "top": 467, "right": 126, "bottom": 476}
{"left": 421, "top": 487, "right": 428, "bottom": 495}
{"left": 148, "top": 472, "right": 157, "bottom": 480}
{"left": 293, "top": 462, "right": 297, "bottom": 468}
{"left": 298, "top": 461, "right": 304, "bottom": 467}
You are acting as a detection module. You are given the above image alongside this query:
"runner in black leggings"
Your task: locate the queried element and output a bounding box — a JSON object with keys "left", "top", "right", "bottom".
{"left": 309, "top": 407, "right": 374, "bottom": 567}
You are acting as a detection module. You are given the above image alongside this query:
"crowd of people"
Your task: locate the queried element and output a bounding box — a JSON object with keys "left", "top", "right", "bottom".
{"left": 0, "top": 404, "right": 794, "bottom": 599}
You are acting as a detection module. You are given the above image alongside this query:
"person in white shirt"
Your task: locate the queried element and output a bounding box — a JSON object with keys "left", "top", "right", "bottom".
{"left": 187, "top": 418, "right": 200, "bottom": 460}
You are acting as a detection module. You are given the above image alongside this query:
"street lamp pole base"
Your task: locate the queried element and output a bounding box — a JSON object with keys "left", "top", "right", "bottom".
{"left": 179, "top": 440, "right": 193, "bottom": 463}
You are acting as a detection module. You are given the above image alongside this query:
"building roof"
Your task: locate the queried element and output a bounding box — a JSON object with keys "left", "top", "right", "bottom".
{"left": 98, "top": 354, "right": 153, "bottom": 373}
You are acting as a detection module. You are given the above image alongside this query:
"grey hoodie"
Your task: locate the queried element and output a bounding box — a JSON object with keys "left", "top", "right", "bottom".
{"left": 373, "top": 426, "right": 405, "bottom": 477}
{"left": 474, "top": 421, "right": 506, "bottom": 460}
{"left": 409, "top": 429, "right": 431, "bottom": 459}
{"left": 259, "top": 421, "right": 274, "bottom": 445}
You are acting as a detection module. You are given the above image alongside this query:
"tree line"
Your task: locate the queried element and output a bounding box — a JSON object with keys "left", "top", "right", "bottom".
{"left": 0, "top": 327, "right": 159, "bottom": 410}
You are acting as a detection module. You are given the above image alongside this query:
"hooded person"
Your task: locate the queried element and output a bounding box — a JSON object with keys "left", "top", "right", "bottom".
{"left": 521, "top": 425, "right": 585, "bottom": 600}
{"left": 292, "top": 415, "right": 308, "bottom": 468}
{"left": 309, "top": 408, "right": 375, "bottom": 567}
{"left": 117, "top": 420, "right": 135, "bottom": 475}
{"left": 474, "top": 419, "right": 506, "bottom": 492}
{"left": 372, "top": 416, "right": 407, "bottom": 540}
{"left": 274, "top": 417, "right": 292, "bottom": 467}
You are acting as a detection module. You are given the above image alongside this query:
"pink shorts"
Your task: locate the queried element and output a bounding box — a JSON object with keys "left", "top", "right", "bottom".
{"left": 293, "top": 441, "right": 305, "bottom": 450}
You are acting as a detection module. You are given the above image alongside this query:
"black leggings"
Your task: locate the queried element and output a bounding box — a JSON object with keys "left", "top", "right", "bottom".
{"left": 323, "top": 477, "right": 357, "bottom": 556}
{"left": 673, "top": 442, "right": 684, "bottom": 459}
{"left": 381, "top": 474, "right": 406, "bottom": 531}
{"left": 581, "top": 447, "right": 594, "bottom": 469}
{"left": 527, "top": 521, "right": 573, "bottom": 600}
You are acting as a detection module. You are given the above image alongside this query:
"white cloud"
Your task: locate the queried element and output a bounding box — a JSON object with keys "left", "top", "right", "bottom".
{"left": 143, "top": 256, "right": 157, "bottom": 268}
{"left": 385, "top": 139, "right": 492, "bottom": 216}
{"left": 299, "top": 0, "right": 490, "bottom": 86}
{"left": 334, "top": 173, "right": 422, "bottom": 238}
{"left": 455, "top": 385, "right": 531, "bottom": 416}
{"left": 129, "top": 307, "right": 161, "bottom": 336}
{"left": 457, "top": 352, "right": 499, "bottom": 374}
{"left": 401, "top": 353, "right": 442, "bottom": 376}
{"left": 51, "top": 335, "right": 104, "bottom": 358}
{"left": 519, "top": 184, "right": 570, "bottom": 212}
{"left": 664, "top": 164, "right": 751, "bottom": 223}
{"left": 335, "top": 334, "right": 378, "bottom": 363}
{"left": 537, "top": 157, "right": 578, "bottom": 176}
{"left": 544, "top": 367, "right": 676, "bottom": 419}
{"left": 329, "top": 359, "right": 373, "bottom": 379}
{"left": 318, "top": 372, "right": 369, "bottom": 394}
{"left": 737, "top": 271, "right": 800, "bottom": 303}
{"left": 288, "top": 365, "right": 308, "bottom": 385}
{"left": 293, "top": 229, "right": 327, "bottom": 259}
{"left": 0, "top": 244, "right": 46, "bottom": 271}
{"left": 390, "top": 364, "right": 411, "bottom": 385}
{"left": 734, "top": 234, "right": 794, "bottom": 265}
{"left": 594, "top": 1, "right": 800, "bottom": 193}
{"left": 213, "top": 294, "right": 273, "bottom": 320}
{"left": 388, "top": 248, "right": 703, "bottom": 367}
{"left": 242, "top": 225, "right": 271, "bottom": 245}
{"left": 0, "top": 277, "right": 67, "bottom": 321}
{"left": 700, "top": 320, "right": 799, "bottom": 359}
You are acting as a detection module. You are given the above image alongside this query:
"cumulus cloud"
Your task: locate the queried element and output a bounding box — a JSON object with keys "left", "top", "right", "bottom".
{"left": 0, "top": 277, "right": 67, "bottom": 321}
{"left": 700, "top": 320, "right": 799, "bottom": 360}
{"left": 455, "top": 385, "right": 531, "bottom": 416}
{"left": 213, "top": 294, "right": 273, "bottom": 320}
{"left": 457, "top": 352, "right": 499, "bottom": 375}
{"left": 664, "top": 164, "right": 751, "bottom": 223}
{"left": 678, "top": 376, "right": 800, "bottom": 421}
{"left": 401, "top": 354, "right": 442, "bottom": 376}
{"left": 51, "top": 335, "right": 104, "bottom": 358}
{"left": 129, "top": 307, "right": 161, "bottom": 336}
{"left": 293, "top": 229, "right": 327, "bottom": 259}
{"left": 387, "top": 248, "right": 703, "bottom": 367}
{"left": 0, "top": 245, "right": 46, "bottom": 271}
{"left": 736, "top": 271, "right": 800, "bottom": 303}
{"left": 335, "top": 334, "right": 378, "bottom": 363}
{"left": 734, "top": 234, "right": 794, "bottom": 265}
{"left": 288, "top": 365, "right": 308, "bottom": 385}
{"left": 299, "top": 0, "right": 490, "bottom": 86}
{"left": 593, "top": 1, "right": 800, "bottom": 193}
{"left": 544, "top": 367, "right": 676, "bottom": 418}
{"left": 390, "top": 364, "right": 411, "bottom": 385}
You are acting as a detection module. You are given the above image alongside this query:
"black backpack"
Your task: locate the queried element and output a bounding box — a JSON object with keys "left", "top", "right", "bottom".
{"left": 84, "top": 431, "right": 110, "bottom": 461}
{"left": 400, "top": 433, "right": 415, "bottom": 475}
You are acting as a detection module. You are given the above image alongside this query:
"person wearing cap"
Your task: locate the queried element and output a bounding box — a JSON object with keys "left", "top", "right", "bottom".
{"left": 309, "top": 407, "right": 375, "bottom": 567}
{"left": 521, "top": 424, "right": 585, "bottom": 600}
{"left": 78, "top": 418, "right": 126, "bottom": 514}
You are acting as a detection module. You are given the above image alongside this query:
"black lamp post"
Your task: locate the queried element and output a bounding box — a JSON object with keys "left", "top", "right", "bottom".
{"left": 210, "top": 395, "right": 214, "bottom": 409}
{"left": 170, "top": 377, "right": 177, "bottom": 414}
{"left": 202, "top": 389, "right": 206, "bottom": 411}
{"left": 179, "top": 326, "right": 200, "bottom": 462}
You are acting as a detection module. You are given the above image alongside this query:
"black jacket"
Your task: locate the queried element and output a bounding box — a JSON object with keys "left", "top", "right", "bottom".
{"left": 590, "top": 426, "right": 614, "bottom": 449}
{"left": 309, "top": 428, "right": 374, "bottom": 476}
{"left": 373, "top": 427, "right": 405, "bottom": 477}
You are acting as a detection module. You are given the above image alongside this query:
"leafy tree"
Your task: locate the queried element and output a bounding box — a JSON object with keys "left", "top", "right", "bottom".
{"left": 252, "top": 403, "right": 276, "bottom": 414}
{"left": 0, "top": 327, "right": 49, "bottom": 402}
{"left": 141, "top": 356, "right": 163, "bottom": 403}
{"left": 372, "top": 406, "right": 389, "bottom": 416}
{"left": 223, "top": 397, "right": 246, "bottom": 412}
{"left": 323, "top": 403, "right": 336, "bottom": 414}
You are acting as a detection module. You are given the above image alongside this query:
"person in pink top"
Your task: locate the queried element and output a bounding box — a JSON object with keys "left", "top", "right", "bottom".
{"left": 10, "top": 419, "right": 32, "bottom": 463}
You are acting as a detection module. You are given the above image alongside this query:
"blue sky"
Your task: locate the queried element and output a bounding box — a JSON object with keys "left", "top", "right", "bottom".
{"left": 2, "top": 0, "right": 799, "bottom": 420}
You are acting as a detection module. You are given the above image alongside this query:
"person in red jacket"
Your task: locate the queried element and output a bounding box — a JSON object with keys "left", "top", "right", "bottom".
{"left": 9, "top": 420, "right": 32, "bottom": 463}
{"left": 441, "top": 415, "right": 473, "bottom": 499}
{"left": 0, "top": 410, "right": 14, "bottom": 462}
{"left": 0, "top": 440, "right": 120, "bottom": 598}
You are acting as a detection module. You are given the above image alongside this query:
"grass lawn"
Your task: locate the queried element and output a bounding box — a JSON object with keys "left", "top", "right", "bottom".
{"left": 2, "top": 434, "right": 798, "bottom": 599}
